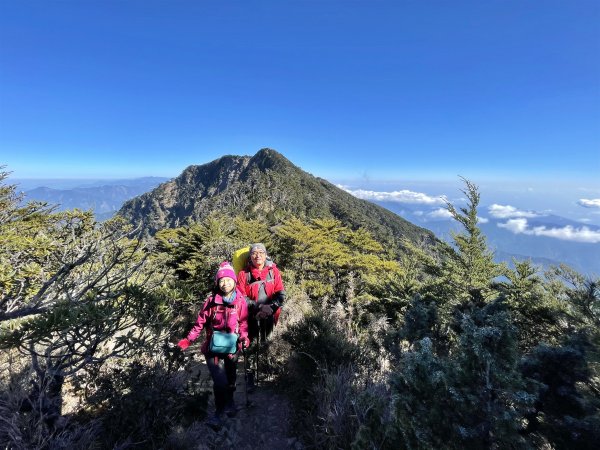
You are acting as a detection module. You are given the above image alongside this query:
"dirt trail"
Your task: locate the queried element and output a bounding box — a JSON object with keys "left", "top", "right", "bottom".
{"left": 185, "top": 355, "right": 302, "bottom": 450}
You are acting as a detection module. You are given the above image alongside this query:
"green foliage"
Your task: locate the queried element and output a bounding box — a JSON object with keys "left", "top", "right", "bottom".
{"left": 0, "top": 177, "right": 97, "bottom": 318}
{"left": 437, "top": 178, "right": 507, "bottom": 303}
{"left": 274, "top": 217, "right": 404, "bottom": 302}
{"left": 0, "top": 171, "right": 173, "bottom": 446}
{"left": 500, "top": 259, "right": 566, "bottom": 350}
{"left": 400, "top": 293, "right": 438, "bottom": 344}
{"left": 378, "top": 179, "right": 599, "bottom": 449}
{"left": 392, "top": 337, "right": 452, "bottom": 449}
{"left": 283, "top": 311, "right": 361, "bottom": 384}
{"left": 232, "top": 216, "right": 271, "bottom": 246}
{"left": 282, "top": 309, "right": 362, "bottom": 427}
{"left": 391, "top": 300, "right": 533, "bottom": 449}
{"left": 281, "top": 304, "right": 393, "bottom": 450}
{"left": 350, "top": 385, "right": 398, "bottom": 450}
{"left": 154, "top": 213, "right": 277, "bottom": 295}
{"left": 2, "top": 285, "right": 172, "bottom": 377}
{"left": 521, "top": 337, "right": 600, "bottom": 449}
{"left": 155, "top": 215, "right": 236, "bottom": 293}
{"left": 448, "top": 300, "right": 530, "bottom": 449}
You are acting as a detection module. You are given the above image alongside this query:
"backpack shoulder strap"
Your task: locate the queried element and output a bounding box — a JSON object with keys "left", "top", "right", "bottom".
{"left": 266, "top": 267, "right": 274, "bottom": 282}
{"left": 247, "top": 266, "right": 275, "bottom": 284}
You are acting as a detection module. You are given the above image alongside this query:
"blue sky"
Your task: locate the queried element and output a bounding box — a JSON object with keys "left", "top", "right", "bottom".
{"left": 2, "top": 0, "right": 600, "bottom": 233}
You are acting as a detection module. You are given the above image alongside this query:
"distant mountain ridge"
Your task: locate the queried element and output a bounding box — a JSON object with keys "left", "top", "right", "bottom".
{"left": 22, "top": 177, "right": 169, "bottom": 218}
{"left": 16, "top": 153, "right": 597, "bottom": 276}
{"left": 117, "top": 148, "right": 437, "bottom": 251}
{"left": 373, "top": 201, "right": 600, "bottom": 276}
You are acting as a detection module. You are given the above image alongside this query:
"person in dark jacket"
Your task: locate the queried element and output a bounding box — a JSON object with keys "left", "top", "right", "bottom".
{"left": 177, "top": 261, "right": 249, "bottom": 429}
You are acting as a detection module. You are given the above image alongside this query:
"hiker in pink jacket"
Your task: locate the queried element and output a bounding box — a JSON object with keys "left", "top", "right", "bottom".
{"left": 177, "top": 261, "right": 249, "bottom": 429}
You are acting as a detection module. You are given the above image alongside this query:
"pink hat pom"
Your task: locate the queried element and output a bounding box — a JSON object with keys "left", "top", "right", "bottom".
{"left": 215, "top": 261, "right": 236, "bottom": 283}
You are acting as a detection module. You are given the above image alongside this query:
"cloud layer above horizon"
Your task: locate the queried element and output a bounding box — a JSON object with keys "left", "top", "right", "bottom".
{"left": 343, "top": 186, "right": 600, "bottom": 244}
{"left": 498, "top": 218, "right": 600, "bottom": 243}
{"left": 340, "top": 187, "right": 447, "bottom": 205}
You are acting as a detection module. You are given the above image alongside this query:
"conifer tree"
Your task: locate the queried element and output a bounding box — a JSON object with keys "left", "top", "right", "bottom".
{"left": 500, "top": 259, "right": 565, "bottom": 350}
{"left": 417, "top": 178, "right": 506, "bottom": 350}
{"left": 520, "top": 338, "right": 600, "bottom": 448}
{"left": 392, "top": 179, "right": 531, "bottom": 448}
{"left": 154, "top": 215, "right": 237, "bottom": 294}
{"left": 274, "top": 217, "right": 402, "bottom": 302}
{"left": 441, "top": 178, "right": 506, "bottom": 302}
{"left": 232, "top": 216, "right": 271, "bottom": 248}
{"left": 446, "top": 299, "right": 530, "bottom": 449}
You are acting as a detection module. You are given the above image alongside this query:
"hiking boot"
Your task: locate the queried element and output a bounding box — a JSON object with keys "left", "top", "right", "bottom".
{"left": 206, "top": 413, "right": 223, "bottom": 431}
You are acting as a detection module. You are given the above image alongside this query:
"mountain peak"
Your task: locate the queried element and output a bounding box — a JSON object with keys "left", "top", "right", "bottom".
{"left": 249, "top": 148, "right": 293, "bottom": 171}
{"left": 118, "top": 149, "right": 437, "bottom": 251}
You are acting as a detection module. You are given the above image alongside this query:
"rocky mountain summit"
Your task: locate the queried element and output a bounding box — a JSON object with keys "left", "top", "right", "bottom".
{"left": 118, "top": 148, "right": 437, "bottom": 251}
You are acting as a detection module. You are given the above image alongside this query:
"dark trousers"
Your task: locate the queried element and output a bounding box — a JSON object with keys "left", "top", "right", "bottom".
{"left": 205, "top": 352, "right": 238, "bottom": 414}
{"left": 246, "top": 315, "right": 275, "bottom": 387}
{"left": 248, "top": 310, "right": 275, "bottom": 343}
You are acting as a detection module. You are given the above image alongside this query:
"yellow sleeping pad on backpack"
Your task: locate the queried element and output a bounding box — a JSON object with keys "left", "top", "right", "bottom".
{"left": 232, "top": 246, "right": 250, "bottom": 275}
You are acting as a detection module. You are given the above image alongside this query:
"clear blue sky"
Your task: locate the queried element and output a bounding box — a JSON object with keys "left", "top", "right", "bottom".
{"left": 1, "top": 0, "right": 599, "bottom": 184}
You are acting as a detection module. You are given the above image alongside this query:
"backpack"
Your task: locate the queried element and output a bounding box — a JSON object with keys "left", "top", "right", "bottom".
{"left": 245, "top": 263, "right": 282, "bottom": 326}
{"left": 232, "top": 247, "right": 250, "bottom": 275}
{"left": 232, "top": 246, "right": 275, "bottom": 279}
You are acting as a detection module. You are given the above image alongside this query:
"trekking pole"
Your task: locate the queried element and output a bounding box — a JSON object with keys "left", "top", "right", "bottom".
{"left": 242, "top": 343, "right": 250, "bottom": 408}
{"left": 256, "top": 320, "right": 261, "bottom": 387}
{"left": 264, "top": 324, "right": 269, "bottom": 381}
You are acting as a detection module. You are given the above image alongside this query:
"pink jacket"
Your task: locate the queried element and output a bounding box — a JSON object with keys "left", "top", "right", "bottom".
{"left": 186, "top": 288, "right": 249, "bottom": 354}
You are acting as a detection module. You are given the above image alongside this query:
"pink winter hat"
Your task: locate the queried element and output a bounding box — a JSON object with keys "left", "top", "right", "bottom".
{"left": 215, "top": 261, "right": 236, "bottom": 283}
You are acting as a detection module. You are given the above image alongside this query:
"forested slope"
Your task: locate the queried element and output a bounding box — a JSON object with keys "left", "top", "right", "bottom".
{"left": 118, "top": 148, "right": 437, "bottom": 252}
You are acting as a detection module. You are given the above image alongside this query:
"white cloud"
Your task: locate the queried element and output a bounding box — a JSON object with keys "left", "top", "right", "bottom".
{"left": 477, "top": 216, "right": 489, "bottom": 224}
{"left": 578, "top": 198, "right": 600, "bottom": 209}
{"left": 498, "top": 218, "right": 529, "bottom": 234}
{"left": 343, "top": 188, "right": 447, "bottom": 205}
{"left": 535, "top": 226, "right": 600, "bottom": 243}
{"left": 498, "top": 218, "right": 600, "bottom": 243}
{"left": 488, "top": 204, "right": 540, "bottom": 219}
{"left": 427, "top": 208, "right": 453, "bottom": 220}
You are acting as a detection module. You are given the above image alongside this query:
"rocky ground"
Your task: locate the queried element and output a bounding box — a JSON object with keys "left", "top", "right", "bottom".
{"left": 166, "top": 353, "right": 303, "bottom": 450}
{"left": 213, "top": 379, "right": 301, "bottom": 450}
